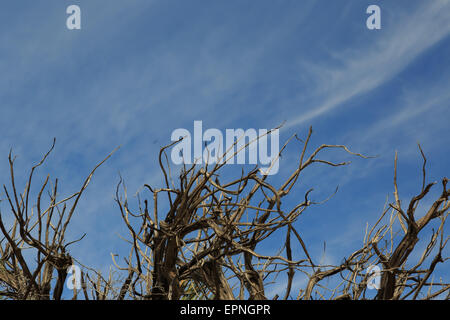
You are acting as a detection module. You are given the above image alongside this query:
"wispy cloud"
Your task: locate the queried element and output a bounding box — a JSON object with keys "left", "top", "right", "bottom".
{"left": 284, "top": 1, "right": 450, "bottom": 129}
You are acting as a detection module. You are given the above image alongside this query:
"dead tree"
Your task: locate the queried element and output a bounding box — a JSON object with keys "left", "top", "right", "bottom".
{"left": 113, "top": 128, "right": 448, "bottom": 300}
{"left": 113, "top": 126, "right": 371, "bottom": 300}
{"left": 302, "top": 147, "right": 449, "bottom": 300}
{"left": 1, "top": 128, "right": 447, "bottom": 300}
{"left": 0, "top": 139, "right": 117, "bottom": 299}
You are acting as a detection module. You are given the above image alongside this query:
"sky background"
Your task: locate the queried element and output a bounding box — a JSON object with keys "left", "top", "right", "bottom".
{"left": 0, "top": 0, "right": 449, "bottom": 298}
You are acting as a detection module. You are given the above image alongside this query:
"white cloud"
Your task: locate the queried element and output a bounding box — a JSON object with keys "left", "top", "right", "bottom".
{"left": 284, "top": 1, "right": 450, "bottom": 129}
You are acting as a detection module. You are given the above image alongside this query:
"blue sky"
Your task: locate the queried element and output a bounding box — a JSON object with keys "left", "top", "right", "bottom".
{"left": 0, "top": 0, "right": 449, "bottom": 298}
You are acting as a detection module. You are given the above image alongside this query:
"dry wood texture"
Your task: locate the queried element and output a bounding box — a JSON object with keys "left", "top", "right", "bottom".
{"left": 0, "top": 128, "right": 448, "bottom": 300}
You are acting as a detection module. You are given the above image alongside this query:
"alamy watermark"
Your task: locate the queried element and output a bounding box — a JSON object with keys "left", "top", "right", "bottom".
{"left": 66, "top": 264, "right": 82, "bottom": 290}
{"left": 170, "top": 121, "right": 280, "bottom": 175}
{"left": 66, "top": 5, "right": 81, "bottom": 30}
{"left": 366, "top": 4, "right": 381, "bottom": 30}
{"left": 366, "top": 264, "right": 381, "bottom": 290}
